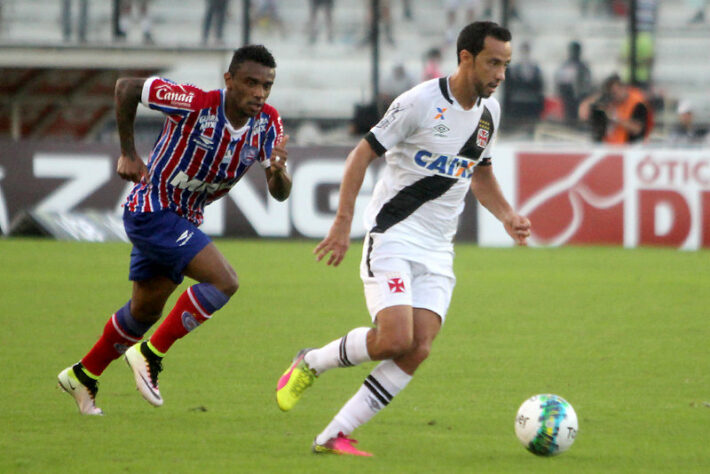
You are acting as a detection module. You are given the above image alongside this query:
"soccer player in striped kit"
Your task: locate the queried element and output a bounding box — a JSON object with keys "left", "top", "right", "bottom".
{"left": 276, "top": 22, "right": 531, "bottom": 455}
{"left": 58, "top": 44, "right": 291, "bottom": 415}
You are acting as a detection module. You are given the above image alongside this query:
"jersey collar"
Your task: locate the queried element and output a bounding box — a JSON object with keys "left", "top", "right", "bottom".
{"left": 439, "top": 76, "right": 483, "bottom": 111}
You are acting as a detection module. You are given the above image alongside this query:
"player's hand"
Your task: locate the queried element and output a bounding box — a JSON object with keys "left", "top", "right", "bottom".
{"left": 314, "top": 216, "right": 352, "bottom": 266}
{"left": 504, "top": 213, "right": 531, "bottom": 246}
{"left": 117, "top": 154, "right": 148, "bottom": 183}
{"left": 270, "top": 134, "right": 289, "bottom": 173}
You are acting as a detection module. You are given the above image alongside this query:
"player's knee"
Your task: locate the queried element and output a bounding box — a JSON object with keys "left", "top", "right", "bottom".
{"left": 215, "top": 268, "right": 239, "bottom": 297}
{"left": 130, "top": 301, "right": 163, "bottom": 324}
{"left": 381, "top": 334, "right": 415, "bottom": 359}
{"left": 410, "top": 340, "right": 433, "bottom": 365}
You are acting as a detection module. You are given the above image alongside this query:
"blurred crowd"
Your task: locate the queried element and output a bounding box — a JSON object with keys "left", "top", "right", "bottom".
{"left": 1, "top": 0, "right": 707, "bottom": 145}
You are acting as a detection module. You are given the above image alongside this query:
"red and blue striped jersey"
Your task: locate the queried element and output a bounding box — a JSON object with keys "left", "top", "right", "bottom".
{"left": 124, "top": 76, "right": 283, "bottom": 226}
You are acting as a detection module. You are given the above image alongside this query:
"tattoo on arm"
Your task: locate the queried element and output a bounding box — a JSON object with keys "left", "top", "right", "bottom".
{"left": 115, "top": 78, "right": 145, "bottom": 159}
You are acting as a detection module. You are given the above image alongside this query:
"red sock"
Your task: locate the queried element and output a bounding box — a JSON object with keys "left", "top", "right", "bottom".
{"left": 81, "top": 313, "right": 142, "bottom": 377}
{"left": 149, "top": 286, "right": 211, "bottom": 355}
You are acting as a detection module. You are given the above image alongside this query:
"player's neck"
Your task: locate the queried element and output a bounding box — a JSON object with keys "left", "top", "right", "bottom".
{"left": 449, "top": 71, "right": 478, "bottom": 110}
{"left": 224, "top": 102, "right": 249, "bottom": 129}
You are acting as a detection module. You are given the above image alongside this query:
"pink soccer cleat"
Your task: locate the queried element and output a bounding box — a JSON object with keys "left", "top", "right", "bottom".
{"left": 312, "top": 432, "right": 373, "bottom": 457}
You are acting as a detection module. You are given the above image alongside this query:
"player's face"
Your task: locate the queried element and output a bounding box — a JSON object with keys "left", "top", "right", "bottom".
{"left": 471, "top": 37, "right": 511, "bottom": 98}
{"left": 224, "top": 60, "right": 276, "bottom": 118}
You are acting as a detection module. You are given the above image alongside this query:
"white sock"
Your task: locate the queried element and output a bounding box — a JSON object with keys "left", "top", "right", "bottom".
{"left": 315, "top": 359, "right": 412, "bottom": 445}
{"left": 305, "top": 327, "right": 371, "bottom": 375}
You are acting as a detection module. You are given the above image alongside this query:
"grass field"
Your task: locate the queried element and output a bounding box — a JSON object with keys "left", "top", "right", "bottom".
{"left": 1, "top": 239, "right": 708, "bottom": 473}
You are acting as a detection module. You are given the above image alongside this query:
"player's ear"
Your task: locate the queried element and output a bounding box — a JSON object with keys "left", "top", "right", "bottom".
{"left": 459, "top": 49, "right": 474, "bottom": 66}
{"left": 223, "top": 72, "right": 233, "bottom": 89}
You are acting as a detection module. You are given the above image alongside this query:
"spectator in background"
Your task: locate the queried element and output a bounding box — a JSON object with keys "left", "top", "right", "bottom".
{"left": 202, "top": 0, "right": 229, "bottom": 46}
{"left": 667, "top": 100, "right": 709, "bottom": 146}
{"left": 580, "top": 0, "right": 615, "bottom": 17}
{"left": 62, "top": 0, "right": 89, "bottom": 43}
{"left": 113, "top": 0, "right": 154, "bottom": 44}
{"left": 504, "top": 41, "right": 545, "bottom": 134}
{"left": 620, "top": 0, "right": 657, "bottom": 90}
{"left": 555, "top": 40, "right": 593, "bottom": 125}
{"left": 579, "top": 73, "right": 653, "bottom": 144}
{"left": 378, "top": 61, "right": 416, "bottom": 112}
{"left": 252, "top": 0, "right": 287, "bottom": 37}
{"left": 444, "top": 1, "right": 522, "bottom": 44}
{"left": 688, "top": 0, "right": 707, "bottom": 23}
{"left": 1, "top": 1, "right": 5, "bottom": 35}
{"left": 308, "top": 0, "right": 335, "bottom": 44}
{"left": 422, "top": 47, "right": 443, "bottom": 80}
{"left": 482, "top": 0, "right": 522, "bottom": 20}
{"left": 361, "top": 0, "right": 395, "bottom": 46}
{"left": 402, "top": 0, "right": 413, "bottom": 20}
{"left": 445, "top": 0, "right": 479, "bottom": 43}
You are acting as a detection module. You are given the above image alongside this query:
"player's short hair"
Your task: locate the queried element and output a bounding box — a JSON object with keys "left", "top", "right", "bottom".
{"left": 228, "top": 44, "right": 277, "bottom": 74}
{"left": 456, "top": 21, "right": 512, "bottom": 64}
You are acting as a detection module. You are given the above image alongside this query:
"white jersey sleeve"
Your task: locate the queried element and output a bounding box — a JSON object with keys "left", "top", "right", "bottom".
{"left": 365, "top": 88, "right": 423, "bottom": 155}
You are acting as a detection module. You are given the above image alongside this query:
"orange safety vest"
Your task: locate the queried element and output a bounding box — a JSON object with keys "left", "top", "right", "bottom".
{"left": 604, "top": 87, "right": 652, "bottom": 144}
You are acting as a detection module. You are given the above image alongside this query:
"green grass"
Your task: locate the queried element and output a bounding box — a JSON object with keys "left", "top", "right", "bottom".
{"left": 1, "top": 239, "right": 708, "bottom": 473}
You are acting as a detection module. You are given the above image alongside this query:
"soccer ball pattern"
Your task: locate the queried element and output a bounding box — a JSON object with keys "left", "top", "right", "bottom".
{"left": 515, "top": 394, "right": 578, "bottom": 456}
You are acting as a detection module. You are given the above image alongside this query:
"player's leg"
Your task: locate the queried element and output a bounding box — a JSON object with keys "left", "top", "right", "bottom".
{"left": 312, "top": 309, "right": 441, "bottom": 456}
{"left": 147, "top": 242, "right": 237, "bottom": 354}
{"left": 305, "top": 255, "right": 417, "bottom": 373}
{"left": 126, "top": 242, "right": 237, "bottom": 406}
{"left": 58, "top": 275, "right": 176, "bottom": 415}
{"left": 276, "top": 305, "right": 412, "bottom": 412}
{"left": 122, "top": 276, "right": 183, "bottom": 406}
{"left": 276, "top": 255, "right": 414, "bottom": 411}
{"left": 303, "top": 303, "right": 414, "bottom": 375}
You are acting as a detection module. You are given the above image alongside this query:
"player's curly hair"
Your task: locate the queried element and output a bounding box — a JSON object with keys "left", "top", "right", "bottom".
{"left": 456, "top": 21, "right": 512, "bottom": 64}
{"left": 228, "top": 44, "right": 277, "bottom": 74}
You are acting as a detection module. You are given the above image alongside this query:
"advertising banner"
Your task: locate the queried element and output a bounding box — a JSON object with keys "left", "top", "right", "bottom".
{"left": 479, "top": 145, "right": 710, "bottom": 250}
{"left": 0, "top": 140, "right": 480, "bottom": 241}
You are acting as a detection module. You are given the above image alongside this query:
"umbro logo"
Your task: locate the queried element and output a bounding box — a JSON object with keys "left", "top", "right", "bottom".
{"left": 433, "top": 123, "right": 450, "bottom": 136}
{"left": 176, "top": 230, "right": 194, "bottom": 246}
{"left": 194, "top": 134, "right": 214, "bottom": 150}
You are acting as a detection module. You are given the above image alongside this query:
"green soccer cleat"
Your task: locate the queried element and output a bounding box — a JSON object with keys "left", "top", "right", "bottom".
{"left": 276, "top": 348, "right": 316, "bottom": 411}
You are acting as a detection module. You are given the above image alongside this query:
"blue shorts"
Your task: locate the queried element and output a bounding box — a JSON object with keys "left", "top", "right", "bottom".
{"left": 123, "top": 209, "right": 211, "bottom": 284}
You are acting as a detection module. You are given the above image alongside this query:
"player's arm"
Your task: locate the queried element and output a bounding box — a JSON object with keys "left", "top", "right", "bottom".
{"left": 264, "top": 134, "right": 292, "bottom": 201}
{"left": 115, "top": 77, "right": 148, "bottom": 183}
{"left": 470, "top": 165, "right": 531, "bottom": 245}
{"left": 314, "top": 139, "right": 379, "bottom": 266}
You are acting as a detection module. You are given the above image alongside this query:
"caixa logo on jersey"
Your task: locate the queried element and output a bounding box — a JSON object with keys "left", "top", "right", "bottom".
{"left": 515, "top": 150, "right": 710, "bottom": 249}
{"left": 414, "top": 149, "right": 477, "bottom": 179}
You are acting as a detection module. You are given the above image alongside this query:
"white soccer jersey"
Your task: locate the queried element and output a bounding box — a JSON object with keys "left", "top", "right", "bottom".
{"left": 364, "top": 76, "right": 501, "bottom": 253}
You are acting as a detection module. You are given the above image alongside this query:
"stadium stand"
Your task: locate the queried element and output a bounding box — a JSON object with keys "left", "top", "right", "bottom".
{"left": 0, "top": 0, "right": 708, "bottom": 142}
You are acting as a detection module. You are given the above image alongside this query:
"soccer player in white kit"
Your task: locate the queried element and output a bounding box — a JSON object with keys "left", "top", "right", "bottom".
{"left": 277, "top": 21, "right": 531, "bottom": 456}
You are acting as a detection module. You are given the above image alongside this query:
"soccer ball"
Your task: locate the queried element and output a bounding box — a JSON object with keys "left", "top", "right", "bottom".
{"left": 514, "top": 394, "right": 578, "bottom": 456}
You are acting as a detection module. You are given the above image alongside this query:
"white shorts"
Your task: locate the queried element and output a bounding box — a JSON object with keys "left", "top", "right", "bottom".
{"left": 360, "top": 233, "right": 456, "bottom": 323}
